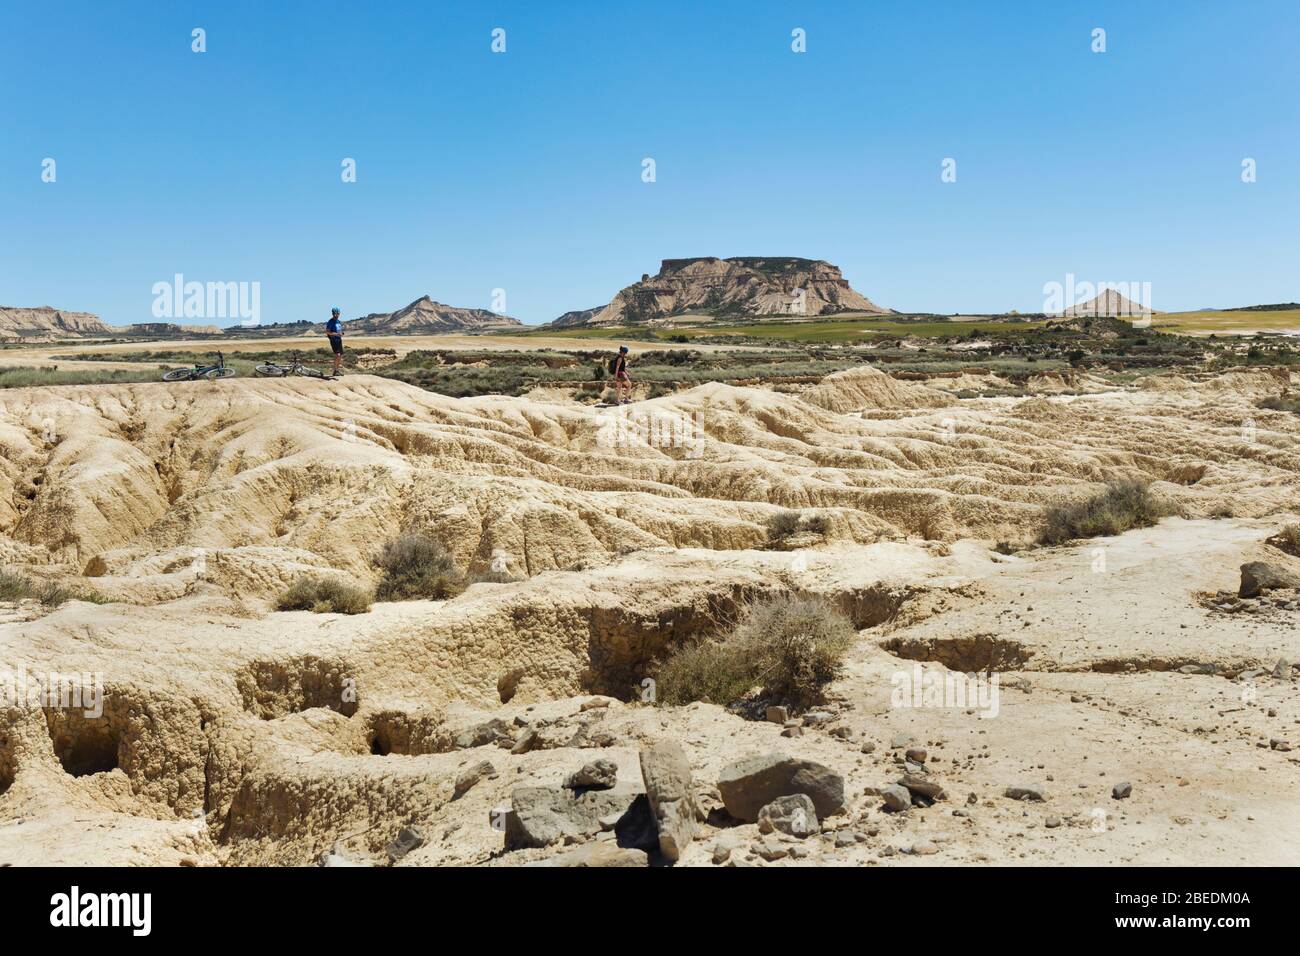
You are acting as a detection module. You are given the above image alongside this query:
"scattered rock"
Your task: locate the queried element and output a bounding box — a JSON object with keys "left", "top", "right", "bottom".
{"left": 386, "top": 825, "right": 426, "bottom": 863}
{"left": 1045, "top": 815, "right": 1062, "bottom": 828}
{"left": 751, "top": 837, "right": 789, "bottom": 861}
{"left": 881, "top": 784, "right": 911, "bottom": 812}
{"left": 639, "top": 740, "right": 700, "bottom": 861}
{"left": 510, "top": 728, "right": 540, "bottom": 755}
{"left": 717, "top": 753, "right": 847, "bottom": 822}
{"left": 1112, "top": 781, "right": 1132, "bottom": 800}
{"left": 1004, "top": 784, "right": 1047, "bottom": 802}
{"left": 564, "top": 759, "right": 619, "bottom": 790}
{"left": 1273, "top": 658, "right": 1292, "bottom": 679}
{"left": 454, "top": 717, "right": 512, "bottom": 750}
{"left": 1239, "top": 561, "right": 1300, "bottom": 598}
{"left": 905, "top": 746, "right": 928, "bottom": 764}
{"left": 453, "top": 759, "right": 498, "bottom": 798}
{"left": 580, "top": 696, "right": 615, "bottom": 711}
{"left": 526, "top": 844, "right": 647, "bottom": 867}
{"left": 899, "top": 773, "right": 946, "bottom": 802}
{"left": 1270, "top": 738, "right": 1292, "bottom": 752}
{"left": 907, "top": 839, "right": 939, "bottom": 856}
{"left": 765, "top": 705, "right": 789, "bottom": 724}
{"left": 890, "top": 733, "right": 914, "bottom": 749}
{"left": 757, "top": 794, "right": 819, "bottom": 838}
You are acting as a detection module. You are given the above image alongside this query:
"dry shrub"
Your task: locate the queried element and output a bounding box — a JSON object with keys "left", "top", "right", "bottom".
{"left": 1039, "top": 479, "right": 1172, "bottom": 545}
{"left": 655, "top": 594, "right": 855, "bottom": 710}
{"left": 1267, "top": 523, "right": 1300, "bottom": 557}
{"left": 277, "top": 576, "right": 372, "bottom": 615}
{"left": 374, "top": 533, "right": 465, "bottom": 601}
{"left": 0, "top": 570, "right": 32, "bottom": 602}
{"left": 0, "top": 571, "right": 104, "bottom": 607}
{"left": 766, "top": 510, "right": 831, "bottom": 540}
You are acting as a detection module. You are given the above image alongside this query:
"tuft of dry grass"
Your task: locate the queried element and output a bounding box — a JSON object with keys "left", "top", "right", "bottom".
{"left": 1267, "top": 523, "right": 1300, "bottom": 557}
{"left": 654, "top": 594, "right": 855, "bottom": 710}
{"left": 276, "top": 576, "right": 372, "bottom": 615}
{"left": 1039, "top": 479, "right": 1173, "bottom": 545}
{"left": 0, "top": 570, "right": 106, "bottom": 607}
{"left": 374, "top": 533, "right": 466, "bottom": 601}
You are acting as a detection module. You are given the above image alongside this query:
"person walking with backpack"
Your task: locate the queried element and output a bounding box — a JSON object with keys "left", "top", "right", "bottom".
{"left": 326, "top": 307, "right": 345, "bottom": 377}
{"left": 610, "top": 345, "right": 633, "bottom": 404}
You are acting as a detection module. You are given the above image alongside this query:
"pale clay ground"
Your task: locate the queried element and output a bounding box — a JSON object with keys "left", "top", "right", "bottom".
{"left": 0, "top": 363, "right": 1297, "bottom": 866}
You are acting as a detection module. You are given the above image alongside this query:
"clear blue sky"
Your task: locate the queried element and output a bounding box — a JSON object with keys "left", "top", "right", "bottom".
{"left": 2, "top": 0, "right": 1296, "bottom": 326}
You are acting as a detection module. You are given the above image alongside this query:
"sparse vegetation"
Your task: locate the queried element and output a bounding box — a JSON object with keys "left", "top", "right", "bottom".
{"left": 0, "top": 570, "right": 107, "bottom": 607}
{"left": 1267, "top": 523, "right": 1300, "bottom": 557}
{"left": 654, "top": 594, "right": 855, "bottom": 710}
{"left": 276, "top": 576, "right": 373, "bottom": 614}
{"left": 766, "top": 510, "right": 831, "bottom": 541}
{"left": 1258, "top": 395, "right": 1300, "bottom": 414}
{"left": 1039, "top": 479, "right": 1173, "bottom": 545}
{"left": 0, "top": 570, "right": 32, "bottom": 602}
{"left": 374, "top": 533, "right": 466, "bottom": 600}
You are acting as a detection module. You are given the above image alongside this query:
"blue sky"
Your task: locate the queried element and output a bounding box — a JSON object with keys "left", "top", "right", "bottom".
{"left": 2, "top": 0, "right": 1296, "bottom": 326}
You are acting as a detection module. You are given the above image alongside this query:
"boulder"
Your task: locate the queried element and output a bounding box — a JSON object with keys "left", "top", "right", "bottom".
{"left": 639, "top": 740, "right": 700, "bottom": 861}
{"left": 504, "top": 785, "right": 643, "bottom": 850}
{"left": 718, "top": 753, "right": 846, "bottom": 821}
{"left": 1239, "top": 561, "right": 1300, "bottom": 598}
{"left": 757, "top": 794, "right": 818, "bottom": 838}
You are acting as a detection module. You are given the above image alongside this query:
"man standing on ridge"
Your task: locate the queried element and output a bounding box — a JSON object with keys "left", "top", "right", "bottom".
{"left": 326, "top": 307, "right": 344, "bottom": 377}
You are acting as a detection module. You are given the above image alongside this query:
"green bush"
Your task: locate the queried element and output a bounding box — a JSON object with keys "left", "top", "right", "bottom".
{"left": 1039, "top": 479, "right": 1172, "bottom": 545}
{"left": 374, "top": 533, "right": 466, "bottom": 601}
{"left": 655, "top": 594, "right": 855, "bottom": 710}
{"left": 276, "top": 576, "right": 372, "bottom": 614}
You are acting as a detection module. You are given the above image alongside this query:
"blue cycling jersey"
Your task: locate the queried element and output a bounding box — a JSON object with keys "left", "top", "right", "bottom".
{"left": 326, "top": 317, "right": 343, "bottom": 335}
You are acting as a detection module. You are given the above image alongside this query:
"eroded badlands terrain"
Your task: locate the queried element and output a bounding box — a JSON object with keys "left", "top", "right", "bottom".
{"left": 0, "top": 366, "right": 1297, "bottom": 866}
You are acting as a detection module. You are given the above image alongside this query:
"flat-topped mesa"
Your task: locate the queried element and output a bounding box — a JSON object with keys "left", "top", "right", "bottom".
{"left": 350, "top": 295, "right": 523, "bottom": 334}
{"left": 0, "top": 305, "right": 113, "bottom": 339}
{"left": 549, "top": 257, "right": 888, "bottom": 327}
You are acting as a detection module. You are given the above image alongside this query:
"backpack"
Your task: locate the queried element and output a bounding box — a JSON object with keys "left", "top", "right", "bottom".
{"left": 608, "top": 357, "right": 620, "bottom": 374}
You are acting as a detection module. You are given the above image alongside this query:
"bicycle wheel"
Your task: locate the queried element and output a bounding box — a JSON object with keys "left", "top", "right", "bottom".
{"left": 162, "top": 368, "right": 195, "bottom": 382}
{"left": 293, "top": 365, "right": 326, "bottom": 379}
{"left": 254, "top": 364, "right": 286, "bottom": 377}
{"left": 205, "top": 367, "right": 236, "bottom": 380}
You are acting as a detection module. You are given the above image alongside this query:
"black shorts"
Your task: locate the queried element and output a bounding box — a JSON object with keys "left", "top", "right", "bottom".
{"left": 328, "top": 336, "right": 343, "bottom": 355}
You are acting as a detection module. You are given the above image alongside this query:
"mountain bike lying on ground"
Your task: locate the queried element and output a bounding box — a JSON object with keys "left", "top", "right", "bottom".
{"left": 252, "top": 352, "right": 329, "bottom": 378}
{"left": 161, "top": 352, "right": 235, "bottom": 381}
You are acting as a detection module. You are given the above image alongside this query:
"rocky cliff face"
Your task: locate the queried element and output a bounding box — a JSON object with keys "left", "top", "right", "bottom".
{"left": 0, "top": 305, "right": 113, "bottom": 338}
{"left": 351, "top": 296, "right": 522, "bottom": 334}
{"left": 551, "top": 257, "right": 887, "bottom": 327}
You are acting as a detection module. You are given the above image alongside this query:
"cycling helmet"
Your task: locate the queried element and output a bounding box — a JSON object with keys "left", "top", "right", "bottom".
{"left": 618, "top": 345, "right": 629, "bottom": 353}
{"left": 331, "top": 307, "right": 341, "bottom": 316}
